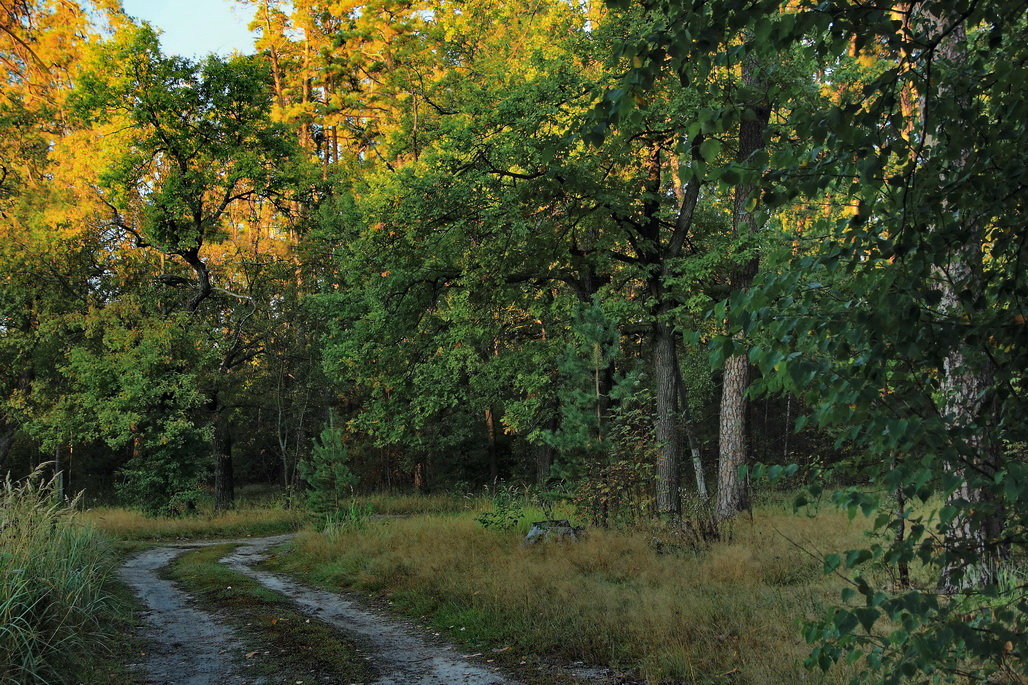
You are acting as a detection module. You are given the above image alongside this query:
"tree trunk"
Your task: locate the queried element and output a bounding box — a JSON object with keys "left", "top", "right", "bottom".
{"left": 652, "top": 319, "right": 681, "bottom": 517}
{"left": 413, "top": 460, "right": 428, "bottom": 493}
{"left": 915, "top": 11, "right": 1002, "bottom": 592}
{"left": 484, "top": 407, "right": 499, "bottom": 483}
{"left": 53, "top": 444, "right": 65, "bottom": 502}
{"left": 535, "top": 413, "right": 557, "bottom": 485}
{"left": 937, "top": 245, "right": 998, "bottom": 590}
{"left": 673, "top": 352, "right": 707, "bottom": 500}
{"left": 214, "top": 424, "right": 235, "bottom": 511}
{"left": 895, "top": 479, "right": 910, "bottom": 588}
{"left": 715, "top": 51, "right": 770, "bottom": 521}
{"left": 716, "top": 354, "right": 749, "bottom": 518}
{"left": 0, "top": 426, "right": 14, "bottom": 469}
{"left": 535, "top": 442, "right": 553, "bottom": 486}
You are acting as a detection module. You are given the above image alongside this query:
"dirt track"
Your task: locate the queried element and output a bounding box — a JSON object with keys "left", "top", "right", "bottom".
{"left": 120, "top": 535, "right": 515, "bottom": 685}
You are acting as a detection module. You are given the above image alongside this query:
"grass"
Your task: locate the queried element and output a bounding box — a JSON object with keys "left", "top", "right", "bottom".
{"left": 82, "top": 504, "right": 306, "bottom": 541}
{"left": 268, "top": 496, "right": 869, "bottom": 684}
{"left": 166, "top": 544, "right": 375, "bottom": 682}
{"left": 353, "top": 491, "right": 483, "bottom": 516}
{"left": 81, "top": 491, "right": 471, "bottom": 542}
{"left": 0, "top": 469, "right": 133, "bottom": 684}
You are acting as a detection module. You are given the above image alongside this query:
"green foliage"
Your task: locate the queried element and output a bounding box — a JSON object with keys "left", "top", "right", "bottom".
{"left": 535, "top": 299, "right": 641, "bottom": 478}
{"left": 572, "top": 459, "right": 654, "bottom": 528}
{"left": 299, "top": 416, "right": 359, "bottom": 520}
{"left": 33, "top": 302, "right": 212, "bottom": 515}
{"left": 116, "top": 438, "right": 209, "bottom": 516}
{"left": 571, "top": 387, "right": 660, "bottom": 527}
{"left": 475, "top": 484, "right": 526, "bottom": 531}
{"left": 73, "top": 23, "right": 300, "bottom": 268}
{"left": 323, "top": 499, "right": 374, "bottom": 535}
{"left": 603, "top": 0, "right": 1027, "bottom": 679}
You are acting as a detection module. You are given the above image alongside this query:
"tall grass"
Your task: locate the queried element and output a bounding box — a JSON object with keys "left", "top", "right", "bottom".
{"left": 83, "top": 504, "right": 305, "bottom": 540}
{"left": 273, "top": 498, "right": 868, "bottom": 683}
{"left": 0, "top": 468, "right": 121, "bottom": 683}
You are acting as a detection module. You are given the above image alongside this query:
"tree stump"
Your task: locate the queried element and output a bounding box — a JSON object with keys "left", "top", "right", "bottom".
{"left": 524, "top": 520, "right": 583, "bottom": 545}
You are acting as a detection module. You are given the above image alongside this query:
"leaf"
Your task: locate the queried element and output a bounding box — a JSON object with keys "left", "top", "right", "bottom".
{"left": 700, "top": 138, "right": 722, "bottom": 162}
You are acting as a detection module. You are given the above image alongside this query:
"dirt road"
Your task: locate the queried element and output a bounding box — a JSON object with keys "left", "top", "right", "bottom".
{"left": 120, "top": 535, "right": 515, "bottom": 685}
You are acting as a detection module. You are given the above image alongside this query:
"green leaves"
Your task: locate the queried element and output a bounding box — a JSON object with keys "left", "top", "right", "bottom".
{"left": 699, "top": 137, "right": 722, "bottom": 163}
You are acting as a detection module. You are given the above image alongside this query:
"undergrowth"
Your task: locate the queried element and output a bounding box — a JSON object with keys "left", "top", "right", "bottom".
{"left": 353, "top": 492, "right": 481, "bottom": 516}
{"left": 82, "top": 504, "right": 305, "bottom": 541}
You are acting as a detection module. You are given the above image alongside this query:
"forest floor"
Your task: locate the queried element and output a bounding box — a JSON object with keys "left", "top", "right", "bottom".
{"left": 118, "top": 533, "right": 620, "bottom": 685}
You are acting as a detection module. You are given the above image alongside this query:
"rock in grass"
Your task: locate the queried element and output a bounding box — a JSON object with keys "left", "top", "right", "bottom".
{"left": 523, "top": 520, "right": 583, "bottom": 545}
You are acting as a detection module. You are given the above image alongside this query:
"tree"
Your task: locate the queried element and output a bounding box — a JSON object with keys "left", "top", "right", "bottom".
{"left": 72, "top": 24, "right": 306, "bottom": 508}
{"left": 715, "top": 52, "right": 772, "bottom": 520}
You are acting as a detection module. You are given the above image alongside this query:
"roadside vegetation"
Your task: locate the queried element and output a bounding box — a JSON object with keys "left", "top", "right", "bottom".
{"left": 83, "top": 504, "right": 305, "bottom": 542}
{"left": 1, "top": 0, "right": 1022, "bottom": 683}
{"left": 269, "top": 495, "right": 868, "bottom": 683}
{"left": 0, "top": 470, "right": 132, "bottom": 684}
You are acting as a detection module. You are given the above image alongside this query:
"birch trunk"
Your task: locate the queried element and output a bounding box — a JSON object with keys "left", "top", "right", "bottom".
{"left": 916, "top": 11, "right": 1002, "bottom": 591}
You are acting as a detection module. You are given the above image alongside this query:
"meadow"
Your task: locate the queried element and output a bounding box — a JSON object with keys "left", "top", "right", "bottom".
{"left": 0, "top": 483, "right": 958, "bottom": 683}
{"left": 269, "top": 494, "right": 872, "bottom": 683}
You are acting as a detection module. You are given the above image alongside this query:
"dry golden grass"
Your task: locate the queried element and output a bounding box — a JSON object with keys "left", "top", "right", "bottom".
{"left": 81, "top": 505, "right": 305, "bottom": 541}
{"left": 273, "top": 499, "right": 867, "bottom": 683}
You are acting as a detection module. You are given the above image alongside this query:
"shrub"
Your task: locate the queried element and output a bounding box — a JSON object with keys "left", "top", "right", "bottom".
{"left": 474, "top": 483, "right": 525, "bottom": 531}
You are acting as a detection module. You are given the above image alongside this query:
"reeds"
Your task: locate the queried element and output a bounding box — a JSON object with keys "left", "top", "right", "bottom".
{"left": 0, "top": 467, "right": 119, "bottom": 683}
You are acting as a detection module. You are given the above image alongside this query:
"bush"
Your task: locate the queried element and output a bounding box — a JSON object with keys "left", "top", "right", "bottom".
{"left": 0, "top": 467, "right": 121, "bottom": 683}
{"left": 475, "top": 483, "right": 525, "bottom": 531}
{"left": 115, "top": 422, "right": 210, "bottom": 516}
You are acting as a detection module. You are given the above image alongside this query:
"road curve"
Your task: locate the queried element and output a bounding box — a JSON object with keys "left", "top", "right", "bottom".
{"left": 120, "top": 535, "right": 517, "bottom": 685}
{"left": 118, "top": 545, "right": 250, "bottom": 685}
{"left": 222, "top": 536, "right": 516, "bottom": 685}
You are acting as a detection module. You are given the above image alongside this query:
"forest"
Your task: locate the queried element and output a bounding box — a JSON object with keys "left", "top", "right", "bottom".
{"left": 0, "top": 0, "right": 1025, "bottom": 683}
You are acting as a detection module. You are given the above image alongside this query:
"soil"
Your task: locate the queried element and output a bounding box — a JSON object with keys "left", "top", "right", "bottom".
{"left": 120, "top": 535, "right": 516, "bottom": 685}
{"left": 119, "top": 544, "right": 252, "bottom": 685}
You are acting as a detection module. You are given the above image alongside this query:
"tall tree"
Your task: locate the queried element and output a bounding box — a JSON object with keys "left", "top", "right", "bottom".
{"left": 715, "top": 52, "right": 772, "bottom": 520}
{"left": 73, "top": 24, "right": 304, "bottom": 507}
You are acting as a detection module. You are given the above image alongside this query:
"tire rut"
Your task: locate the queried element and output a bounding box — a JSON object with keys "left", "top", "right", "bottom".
{"left": 120, "top": 535, "right": 517, "bottom": 685}
{"left": 222, "top": 537, "right": 516, "bottom": 685}
{"left": 119, "top": 545, "right": 254, "bottom": 685}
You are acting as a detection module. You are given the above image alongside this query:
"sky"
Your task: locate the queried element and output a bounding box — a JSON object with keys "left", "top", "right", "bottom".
{"left": 121, "top": 0, "right": 257, "bottom": 58}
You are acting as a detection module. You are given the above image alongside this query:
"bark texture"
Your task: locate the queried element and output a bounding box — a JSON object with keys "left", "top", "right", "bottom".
{"left": 716, "top": 354, "right": 749, "bottom": 518}
{"left": 715, "top": 52, "right": 770, "bottom": 520}
{"left": 918, "top": 11, "right": 1003, "bottom": 591}
{"left": 652, "top": 319, "right": 681, "bottom": 516}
